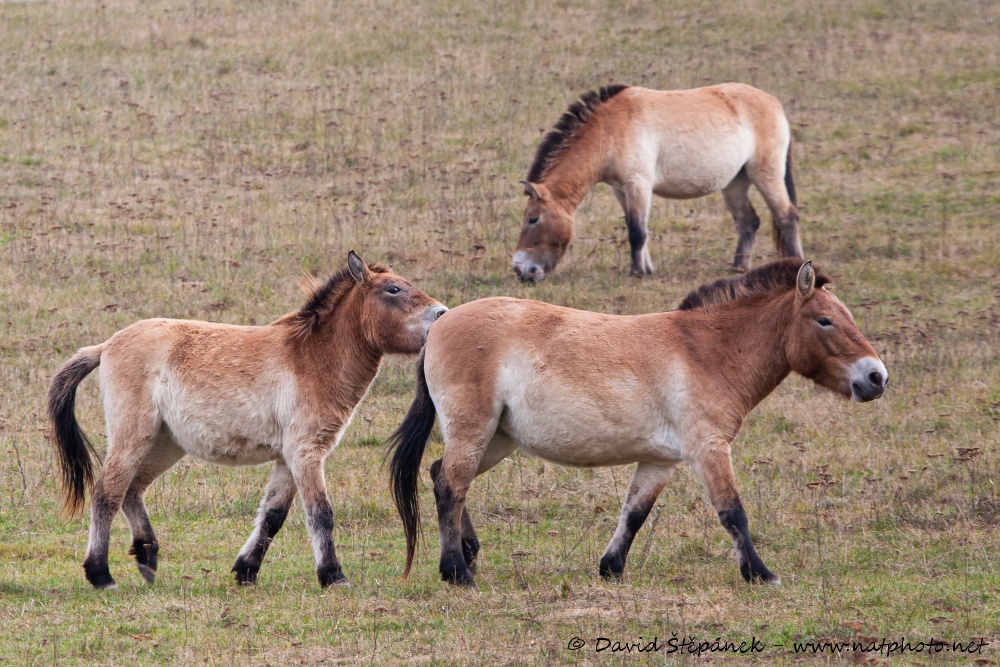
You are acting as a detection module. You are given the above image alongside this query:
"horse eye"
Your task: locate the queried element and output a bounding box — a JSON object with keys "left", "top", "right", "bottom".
{"left": 385, "top": 285, "right": 402, "bottom": 295}
{"left": 528, "top": 216, "right": 539, "bottom": 225}
{"left": 817, "top": 317, "right": 833, "bottom": 327}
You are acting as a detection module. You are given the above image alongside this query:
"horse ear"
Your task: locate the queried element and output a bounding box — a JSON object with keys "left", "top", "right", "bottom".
{"left": 796, "top": 260, "right": 815, "bottom": 301}
{"left": 347, "top": 250, "right": 372, "bottom": 286}
{"left": 519, "top": 180, "right": 544, "bottom": 201}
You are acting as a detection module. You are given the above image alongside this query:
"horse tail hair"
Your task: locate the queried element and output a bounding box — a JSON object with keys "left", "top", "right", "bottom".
{"left": 784, "top": 138, "right": 797, "bottom": 207}
{"left": 48, "top": 344, "right": 104, "bottom": 518}
{"left": 772, "top": 137, "right": 799, "bottom": 256}
{"left": 385, "top": 350, "right": 437, "bottom": 578}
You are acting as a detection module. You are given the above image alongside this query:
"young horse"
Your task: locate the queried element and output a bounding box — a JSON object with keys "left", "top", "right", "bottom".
{"left": 513, "top": 83, "right": 803, "bottom": 282}
{"left": 49, "top": 251, "right": 446, "bottom": 590}
{"left": 388, "top": 260, "right": 887, "bottom": 587}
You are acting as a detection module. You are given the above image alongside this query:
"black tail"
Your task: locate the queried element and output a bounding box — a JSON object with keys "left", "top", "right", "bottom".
{"left": 784, "top": 139, "right": 797, "bottom": 207}
{"left": 47, "top": 345, "right": 103, "bottom": 517}
{"left": 385, "top": 351, "right": 437, "bottom": 578}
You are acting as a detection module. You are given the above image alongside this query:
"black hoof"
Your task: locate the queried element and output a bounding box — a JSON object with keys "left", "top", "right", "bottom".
{"left": 741, "top": 561, "right": 780, "bottom": 587}
{"left": 84, "top": 561, "right": 117, "bottom": 590}
{"left": 231, "top": 558, "right": 259, "bottom": 586}
{"left": 440, "top": 563, "right": 476, "bottom": 587}
{"left": 599, "top": 555, "right": 625, "bottom": 581}
{"left": 129, "top": 539, "right": 159, "bottom": 583}
{"left": 138, "top": 564, "right": 156, "bottom": 584}
{"left": 317, "top": 564, "right": 348, "bottom": 588}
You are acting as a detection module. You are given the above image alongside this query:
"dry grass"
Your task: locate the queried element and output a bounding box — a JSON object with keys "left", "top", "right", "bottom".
{"left": 1, "top": 0, "right": 998, "bottom": 664}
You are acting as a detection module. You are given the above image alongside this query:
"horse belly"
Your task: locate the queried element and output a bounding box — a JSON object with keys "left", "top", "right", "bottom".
{"left": 500, "top": 395, "right": 680, "bottom": 468}
{"left": 155, "top": 378, "right": 286, "bottom": 467}
{"left": 650, "top": 131, "right": 751, "bottom": 199}
{"left": 161, "top": 413, "right": 283, "bottom": 466}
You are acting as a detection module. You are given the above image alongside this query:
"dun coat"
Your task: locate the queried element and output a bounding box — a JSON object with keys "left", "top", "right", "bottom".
{"left": 514, "top": 83, "right": 802, "bottom": 281}
{"left": 49, "top": 252, "right": 446, "bottom": 589}
{"left": 389, "top": 260, "right": 887, "bottom": 587}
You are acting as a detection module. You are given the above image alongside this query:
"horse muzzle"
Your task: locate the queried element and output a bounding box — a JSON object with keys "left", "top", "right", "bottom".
{"left": 512, "top": 250, "right": 546, "bottom": 283}
{"left": 849, "top": 357, "right": 888, "bottom": 402}
{"left": 421, "top": 304, "right": 449, "bottom": 340}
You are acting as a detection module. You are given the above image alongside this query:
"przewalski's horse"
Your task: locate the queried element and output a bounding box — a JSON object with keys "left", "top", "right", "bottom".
{"left": 389, "top": 260, "right": 886, "bottom": 587}
{"left": 49, "top": 251, "right": 446, "bottom": 590}
{"left": 514, "top": 83, "right": 803, "bottom": 282}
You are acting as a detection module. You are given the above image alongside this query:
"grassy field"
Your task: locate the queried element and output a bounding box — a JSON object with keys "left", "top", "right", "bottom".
{"left": 1, "top": 0, "right": 998, "bottom": 664}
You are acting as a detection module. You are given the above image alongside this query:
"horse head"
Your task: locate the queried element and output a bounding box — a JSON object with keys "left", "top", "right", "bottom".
{"left": 512, "top": 181, "right": 574, "bottom": 283}
{"left": 346, "top": 251, "right": 448, "bottom": 354}
{"left": 784, "top": 261, "right": 888, "bottom": 402}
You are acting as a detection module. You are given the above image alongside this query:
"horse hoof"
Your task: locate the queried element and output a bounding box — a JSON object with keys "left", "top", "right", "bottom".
{"left": 138, "top": 564, "right": 156, "bottom": 584}
{"left": 443, "top": 571, "right": 476, "bottom": 587}
{"left": 232, "top": 563, "right": 258, "bottom": 586}
{"left": 84, "top": 564, "right": 117, "bottom": 590}
{"left": 318, "top": 566, "right": 348, "bottom": 588}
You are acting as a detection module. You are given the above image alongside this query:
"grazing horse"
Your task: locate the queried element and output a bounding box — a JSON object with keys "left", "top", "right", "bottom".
{"left": 513, "top": 83, "right": 803, "bottom": 282}
{"left": 388, "top": 260, "right": 886, "bottom": 587}
{"left": 48, "top": 251, "right": 446, "bottom": 589}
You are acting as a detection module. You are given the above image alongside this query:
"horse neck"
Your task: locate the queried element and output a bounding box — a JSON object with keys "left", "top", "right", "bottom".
{"left": 541, "top": 127, "right": 607, "bottom": 213}
{"left": 681, "top": 294, "right": 795, "bottom": 417}
{"left": 293, "top": 293, "right": 382, "bottom": 413}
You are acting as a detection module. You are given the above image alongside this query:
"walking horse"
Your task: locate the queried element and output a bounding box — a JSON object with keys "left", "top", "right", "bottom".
{"left": 389, "top": 260, "right": 887, "bottom": 587}
{"left": 514, "top": 83, "right": 803, "bottom": 281}
{"left": 49, "top": 252, "right": 446, "bottom": 589}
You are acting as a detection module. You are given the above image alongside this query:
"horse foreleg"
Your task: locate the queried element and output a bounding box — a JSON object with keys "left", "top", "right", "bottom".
{"left": 615, "top": 183, "right": 654, "bottom": 276}
{"left": 722, "top": 171, "right": 761, "bottom": 271}
{"left": 291, "top": 454, "right": 347, "bottom": 588}
{"left": 121, "top": 437, "right": 185, "bottom": 584}
{"left": 232, "top": 461, "right": 297, "bottom": 586}
{"left": 599, "top": 461, "right": 677, "bottom": 580}
{"left": 690, "top": 440, "right": 780, "bottom": 586}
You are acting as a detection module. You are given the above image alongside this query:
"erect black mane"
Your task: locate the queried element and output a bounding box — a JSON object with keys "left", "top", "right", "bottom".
{"left": 525, "top": 84, "right": 630, "bottom": 184}
{"left": 677, "top": 259, "right": 830, "bottom": 311}
{"left": 286, "top": 262, "right": 390, "bottom": 339}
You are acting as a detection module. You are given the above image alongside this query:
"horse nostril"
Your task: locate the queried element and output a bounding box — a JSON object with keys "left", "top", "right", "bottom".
{"left": 434, "top": 307, "right": 446, "bottom": 320}
{"left": 868, "top": 371, "right": 883, "bottom": 387}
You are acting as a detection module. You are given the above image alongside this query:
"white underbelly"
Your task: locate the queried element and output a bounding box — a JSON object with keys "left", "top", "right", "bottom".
{"left": 649, "top": 129, "right": 752, "bottom": 199}
{"left": 154, "top": 375, "right": 289, "bottom": 467}
{"left": 497, "top": 377, "right": 685, "bottom": 467}
{"left": 159, "top": 410, "right": 285, "bottom": 466}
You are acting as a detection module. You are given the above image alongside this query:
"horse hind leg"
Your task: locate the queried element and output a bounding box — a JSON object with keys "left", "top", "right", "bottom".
{"left": 599, "top": 461, "right": 677, "bottom": 581}
{"left": 432, "top": 454, "right": 478, "bottom": 587}
{"left": 722, "top": 170, "right": 761, "bottom": 272}
{"left": 120, "top": 435, "right": 185, "bottom": 584}
{"left": 431, "top": 459, "right": 479, "bottom": 575}
{"left": 432, "top": 426, "right": 514, "bottom": 585}
{"left": 83, "top": 437, "right": 156, "bottom": 589}
{"left": 232, "top": 461, "right": 297, "bottom": 586}
{"left": 748, "top": 162, "right": 803, "bottom": 260}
